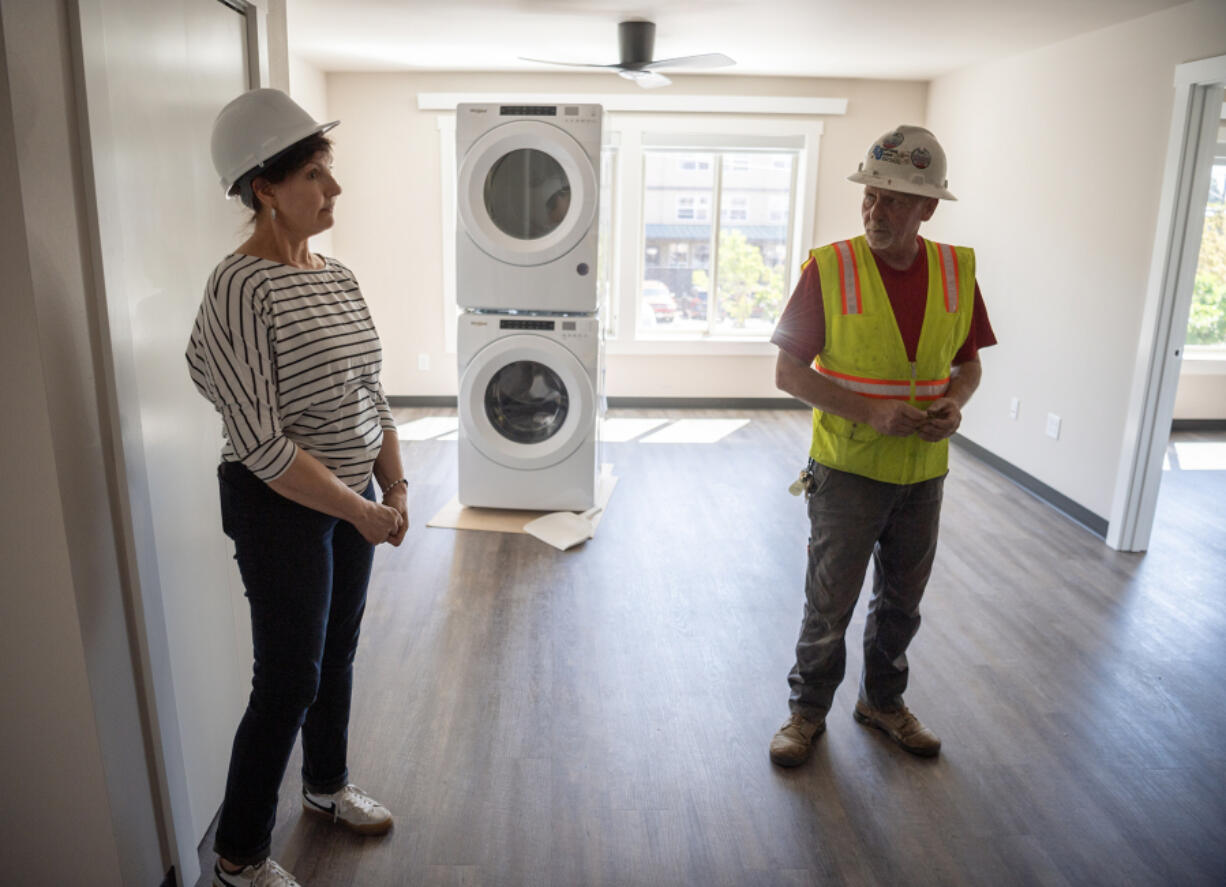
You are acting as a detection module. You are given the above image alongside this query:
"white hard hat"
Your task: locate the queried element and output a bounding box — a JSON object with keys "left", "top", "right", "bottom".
{"left": 210, "top": 88, "right": 339, "bottom": 199}
{"left": 847, "top": 125, "right": 956, "bottom": 201}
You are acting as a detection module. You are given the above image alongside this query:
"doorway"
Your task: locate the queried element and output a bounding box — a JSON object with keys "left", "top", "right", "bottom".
{"left": 1109, "top": 56, "right": 1226, "bottom": 552}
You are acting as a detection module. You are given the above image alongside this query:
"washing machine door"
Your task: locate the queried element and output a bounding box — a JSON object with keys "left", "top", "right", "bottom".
{"left": 459, "top": 334, "right": 596, "bottom": 470}
{"left": 457, "top": 120, "right": 598, "bottom": 267}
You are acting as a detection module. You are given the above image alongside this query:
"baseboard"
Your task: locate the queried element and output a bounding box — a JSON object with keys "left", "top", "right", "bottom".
{"left": 1171, "top": 418, "right": 1226, "bottom": 432}
{"left": 387, "top": 396, "right": 458, "bottom": 408}
{"left": 951, "top": 434, "right": 1109, "bottom": 538}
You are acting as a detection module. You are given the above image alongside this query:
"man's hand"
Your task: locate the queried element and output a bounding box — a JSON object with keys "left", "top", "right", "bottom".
{"left": 867, "top": 399, "right": 929, "bottom": 437}
{"left": 917, "top": 398, "right": 962, "bottom": 441}
{"left": 383, "top": 487, "right": 409, "bottom": 546}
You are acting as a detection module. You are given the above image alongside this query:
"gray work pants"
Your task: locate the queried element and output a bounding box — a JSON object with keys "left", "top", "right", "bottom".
{"left": 787, "top": 462, "right": 945, "bottom": 719}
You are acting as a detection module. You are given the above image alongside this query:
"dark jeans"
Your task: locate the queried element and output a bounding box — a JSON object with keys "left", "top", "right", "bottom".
{"left": 788, "top": 462, "right": 945, "bottom": 719}
{"left": 213, "top": 461, "right": 376, "bottom": 865}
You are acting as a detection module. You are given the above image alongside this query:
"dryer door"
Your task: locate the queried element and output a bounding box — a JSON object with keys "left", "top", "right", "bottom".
{"left": 459, "top": 334, "right": 596, "bottom": 470}
{"left": 458, "top": 120, "right": 598, "bottom": 267}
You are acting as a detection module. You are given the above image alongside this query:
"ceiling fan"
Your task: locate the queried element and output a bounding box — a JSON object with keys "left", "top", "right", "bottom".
{"left": 520, "top": 20, "right": 735, "bottom": 89}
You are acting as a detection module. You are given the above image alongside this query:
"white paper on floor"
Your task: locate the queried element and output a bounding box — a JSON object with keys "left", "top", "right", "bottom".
{"left": 426, "top": 465, "right": 617, "bottom": 537}
{"left": 638, "top": 418, "right": 750, "bottom": 444}
{"left": 396, "top": 416, "right": 459, "bottom": 440}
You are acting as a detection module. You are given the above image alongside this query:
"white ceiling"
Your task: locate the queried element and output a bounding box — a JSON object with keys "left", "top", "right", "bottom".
{"left": 288, "top": 0, "right": 1186, "bottom": 81}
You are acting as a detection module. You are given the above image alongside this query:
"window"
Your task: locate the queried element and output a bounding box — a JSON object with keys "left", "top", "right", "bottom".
{"left": 722, "top": 195, "right": 749, "bottom": 222}
{"left": 675, "top": 195, "right": 709, "bottom": 221}
{"left": 769, "top": 196, "right": 790, "bottom": 223}
{"left": 641, "top": 142, "right": 800, "bottom": 338}
{"left": 597, "top": 144, "right": 618, "bottom": 338}
{"left": 1186, "top": 153, "right": 1226, "bottom": 352}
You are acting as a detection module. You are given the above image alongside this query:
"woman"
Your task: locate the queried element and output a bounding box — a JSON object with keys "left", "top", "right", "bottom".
{"left": 187, "top": 88, "right": 405, "bottom": 887}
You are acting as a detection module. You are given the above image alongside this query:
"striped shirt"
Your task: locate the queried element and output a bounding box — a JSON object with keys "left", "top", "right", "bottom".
{"left": 186, "top": 254, "right": 395, "bottom": 492}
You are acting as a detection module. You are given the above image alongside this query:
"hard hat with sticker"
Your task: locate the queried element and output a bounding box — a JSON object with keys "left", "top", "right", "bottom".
{"left": 848, "top": 124, "right": 956, "bottom": 201}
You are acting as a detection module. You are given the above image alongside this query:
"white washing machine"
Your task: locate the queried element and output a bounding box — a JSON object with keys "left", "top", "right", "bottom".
{"left": 458, "top": 312, "right": 603, "bottom": 510}
{"left": 456, "top": 103, "right": 602, "bottom": 313}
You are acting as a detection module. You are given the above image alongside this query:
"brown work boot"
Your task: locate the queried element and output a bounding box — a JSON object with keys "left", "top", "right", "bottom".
{"left": 853, "top": 700, "right": 941, "bottom": 757}
{"left": 769, "top": 712, "right": 825, "bottom": 767}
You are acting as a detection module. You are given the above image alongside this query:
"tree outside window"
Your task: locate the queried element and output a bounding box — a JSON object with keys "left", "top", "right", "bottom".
{"left": 1187, "top": 159, "right": 1226, "bottom": 349}
{"left": 641, "top": 149, "right": 795, "bottom": 335}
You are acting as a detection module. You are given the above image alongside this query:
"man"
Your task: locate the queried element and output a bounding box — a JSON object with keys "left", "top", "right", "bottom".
{"left": 769, "top": 125, "right": 996, "bottom": 765}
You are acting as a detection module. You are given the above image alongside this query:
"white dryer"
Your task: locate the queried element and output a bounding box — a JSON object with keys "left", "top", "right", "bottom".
{"left": 456, "top": 103, "right": 602, "bottom": 313}
{"left": 458, "top": 312, "right": 603, "bottom": 511}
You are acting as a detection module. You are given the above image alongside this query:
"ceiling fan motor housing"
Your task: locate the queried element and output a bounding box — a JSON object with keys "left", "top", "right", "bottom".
{"left": 619, "top": 20, "right": 655, "bottom": 68}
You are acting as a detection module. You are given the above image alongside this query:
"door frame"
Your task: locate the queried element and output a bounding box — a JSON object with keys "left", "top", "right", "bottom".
{"left": 1108, "top": 54, "right": 1226, "bottom": 551}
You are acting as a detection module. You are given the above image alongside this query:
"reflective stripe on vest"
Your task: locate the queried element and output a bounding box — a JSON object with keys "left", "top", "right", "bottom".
{"left": 835, "top": 238, "right": 960, "bottom": 317}
{"left": 936, "top": 242, "right": 960, "bottom": 313}
{"left": 832, "top": 240, "right": 862, "bottom": 315}
{"left": 817, "top": 365, "right": 951, "bottom": 402}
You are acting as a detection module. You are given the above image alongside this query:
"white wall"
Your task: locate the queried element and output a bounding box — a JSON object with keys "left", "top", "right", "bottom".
{"left": 290, "top": 51, "right": 335, "bottom": 257}
{"left": 924, "top": 0, "right": 1226, "bottom": 519}
{"left": 1175, "top": 367, "right": 1226, "bottom": 419}
{"left": 0, "top": 3, "right": 144, "bottom": 884}
{"left": 1, "top": 0, "right": 293, "bottom": 883}
{"left": 325, "top": 71, "right": 926, "bottom": 399}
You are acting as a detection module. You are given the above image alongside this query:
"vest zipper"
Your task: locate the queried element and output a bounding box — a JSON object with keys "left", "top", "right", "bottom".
{"left": 908, "top": 362, "right": 918, "bottom": 477}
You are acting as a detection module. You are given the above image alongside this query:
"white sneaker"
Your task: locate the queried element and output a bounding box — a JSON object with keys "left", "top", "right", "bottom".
{"left": 302, "top": 783, "right": 393, "bottom": 835}
{"left": 212, "top": 857, "right": 301, "bottom": 887}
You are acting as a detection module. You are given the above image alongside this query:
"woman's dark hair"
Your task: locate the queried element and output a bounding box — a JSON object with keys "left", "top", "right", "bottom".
{"left": 239, "top": 132, "right": 333, "bottom": 217}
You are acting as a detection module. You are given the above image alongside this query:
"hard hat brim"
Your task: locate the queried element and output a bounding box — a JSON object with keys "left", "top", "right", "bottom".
{"left": 847, "top": 170, "right": 957, "bottom": 201}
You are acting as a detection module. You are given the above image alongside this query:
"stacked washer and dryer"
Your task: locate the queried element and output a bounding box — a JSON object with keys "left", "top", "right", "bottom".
{"left": 455, "top": 103, "right": 605, "bottom": 511}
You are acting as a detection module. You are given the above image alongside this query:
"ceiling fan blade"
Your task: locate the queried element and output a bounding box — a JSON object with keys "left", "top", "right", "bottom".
{"left": 518, "top": 56, "right": 621, "bottom": 69}
{"left": 642, "top": 53, "right": 736, "bottom": 71}
{"left": 617, "top": 69, "right": 672, "bottom": 89}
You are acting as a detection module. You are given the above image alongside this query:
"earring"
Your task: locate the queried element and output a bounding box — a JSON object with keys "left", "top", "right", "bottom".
{"left": 271, "top": 207, "right": 277, "bottom": 221}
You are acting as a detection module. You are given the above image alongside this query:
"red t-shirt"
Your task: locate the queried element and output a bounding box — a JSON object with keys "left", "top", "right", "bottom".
{"left": 771, "top": 237, "right": 997, "bottom": 365}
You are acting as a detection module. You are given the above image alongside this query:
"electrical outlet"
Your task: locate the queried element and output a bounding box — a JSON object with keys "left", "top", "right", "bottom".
{"left": 1009, "top": 397, "right": 1020, "bottom": 420}
{"left": 418, "top": 353, "right": 430, "bottom": 371}
{"left": 1046, "top": 413, "right": 1062, "bottom": 439}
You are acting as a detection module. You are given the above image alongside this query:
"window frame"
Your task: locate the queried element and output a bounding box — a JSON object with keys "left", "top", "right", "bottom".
{"left": 608, "top": 114, "right": 823, "bottom": 355}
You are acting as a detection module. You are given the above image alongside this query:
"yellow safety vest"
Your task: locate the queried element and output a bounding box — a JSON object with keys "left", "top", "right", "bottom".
{"left": 807, "top": 235, "right": 975, "bottom": 484}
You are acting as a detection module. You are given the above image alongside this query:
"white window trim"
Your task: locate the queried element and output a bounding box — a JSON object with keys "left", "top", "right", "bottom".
{"left": 1181, "top": 347, "right": 1226, "bottom": 373}
{"left": 437, "top": 114, "right": 458, "bottom": 355}
{"left": 420, "top": 93, "right": 847, "bottom": 116}
{"left": 435, "top": 101, "right": 830, "bottom": 356}
{"left": 611, "top": 113, "right": 822, "bottom": 354}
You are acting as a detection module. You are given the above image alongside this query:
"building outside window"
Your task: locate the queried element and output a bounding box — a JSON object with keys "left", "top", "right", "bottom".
{"left": 641, "top": 149, "right": 797, "bottom": 337}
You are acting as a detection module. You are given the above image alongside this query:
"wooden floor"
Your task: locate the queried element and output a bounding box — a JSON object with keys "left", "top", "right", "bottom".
{"left": 197, "top": 412, "right": 1226, "bottom": 886}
